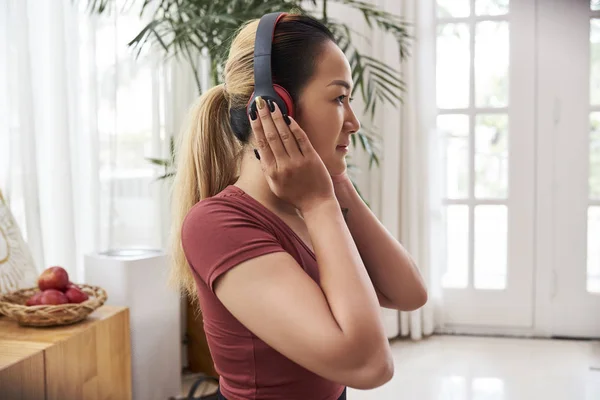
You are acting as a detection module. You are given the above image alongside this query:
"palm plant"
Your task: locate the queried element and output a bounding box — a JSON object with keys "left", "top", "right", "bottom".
{"left": 85, "top": 0, "right": 411, "bottom": 204}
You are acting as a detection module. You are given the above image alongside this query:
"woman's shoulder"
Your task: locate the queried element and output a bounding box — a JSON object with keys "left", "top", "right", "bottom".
{"left": 182, "top": 185, "right": 268, "bottom": 236}
{"left": 180, "top": 186, "right": 285, "bottom": 291}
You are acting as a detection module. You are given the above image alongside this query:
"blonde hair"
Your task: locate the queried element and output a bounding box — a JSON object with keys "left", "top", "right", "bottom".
{"left": 168, "top": 14, "right": 335, "bottom": 304}
{"left": 168, "top": 20, "right": 259, "bottom": 301}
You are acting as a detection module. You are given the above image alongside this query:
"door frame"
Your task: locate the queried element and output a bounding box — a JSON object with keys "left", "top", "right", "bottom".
{"left": 434, "top": 0, "right": 538, "bottom": 332}
{"left": 535, "top": 0, "right": 600, "bottom": 339}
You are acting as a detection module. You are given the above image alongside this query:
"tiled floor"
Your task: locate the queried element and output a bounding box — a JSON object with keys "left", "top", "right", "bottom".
{"left": 181, "top": 335, "right": 600, "bottom": 400}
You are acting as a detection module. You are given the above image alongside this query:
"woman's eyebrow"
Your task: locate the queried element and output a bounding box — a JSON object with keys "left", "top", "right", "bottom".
{"left": 327, "top": 79, "right": 352, "bottom": 90}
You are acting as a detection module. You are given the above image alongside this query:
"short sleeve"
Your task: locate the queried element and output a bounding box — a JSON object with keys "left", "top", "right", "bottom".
{"left": 181, "top": 200, "right": 285, "bottom": 293}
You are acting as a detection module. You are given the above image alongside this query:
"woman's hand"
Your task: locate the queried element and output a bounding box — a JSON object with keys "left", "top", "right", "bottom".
{"left": 249, "top": 96, "right": 336, "bottom": 213}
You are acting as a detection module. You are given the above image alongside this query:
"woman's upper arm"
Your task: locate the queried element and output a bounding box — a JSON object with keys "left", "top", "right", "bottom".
{"left": 213, "top": 251, "right": 391, "bottom": 390}
{"left": 181, "top": 202, "right": 392, "bottom": 389}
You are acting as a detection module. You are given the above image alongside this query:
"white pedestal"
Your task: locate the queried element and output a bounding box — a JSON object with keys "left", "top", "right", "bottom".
{"left": 84, "top": 249, "right": 181, "bottom": 400}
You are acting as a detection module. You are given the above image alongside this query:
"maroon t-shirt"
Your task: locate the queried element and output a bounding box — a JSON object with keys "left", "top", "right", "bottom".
{"left": 181, "top": 185, "right": 345, "bottom": 400}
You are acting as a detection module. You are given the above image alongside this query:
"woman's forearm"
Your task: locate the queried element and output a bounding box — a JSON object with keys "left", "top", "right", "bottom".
{"left": 300, "top": 199, "right": 390, "bottom": 352}
{"left": 332, "top": 175, "right": 428, "bottom": 311}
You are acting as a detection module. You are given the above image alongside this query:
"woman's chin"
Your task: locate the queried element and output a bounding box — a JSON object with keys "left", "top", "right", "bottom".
{"left": 326, "top": 160, "right": 348, "bottom": 177}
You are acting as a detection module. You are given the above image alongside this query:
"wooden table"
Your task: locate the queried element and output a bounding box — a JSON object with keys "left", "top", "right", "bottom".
{"left": 0, "top": 305, "right": 132, "bottom": 400}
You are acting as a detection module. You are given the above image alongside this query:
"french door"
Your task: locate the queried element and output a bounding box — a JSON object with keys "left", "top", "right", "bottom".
{"left": 536, "top": 0, "right": 600, "bottom": 338}
{"left": 435, "top": 0, "right": 536, "bottom": 329}
{"left": 436, "top": 0, "right": 600, "bottom": 337}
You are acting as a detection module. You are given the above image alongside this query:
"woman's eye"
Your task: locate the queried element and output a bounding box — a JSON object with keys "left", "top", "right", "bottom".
{"left": 336, "top": 95, "right": 354, "bottom": 104}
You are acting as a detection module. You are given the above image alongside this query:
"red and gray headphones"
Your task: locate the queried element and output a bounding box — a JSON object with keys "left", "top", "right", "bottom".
{"left": 247, "top": 12, "right": 295, "bottom": 118}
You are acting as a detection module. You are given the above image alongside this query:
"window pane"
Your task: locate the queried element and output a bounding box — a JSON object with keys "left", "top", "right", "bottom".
{"left": 591, "top": 113, "right": 600, "bottom": 199}
{"left": 96, "top": 12, "right": 164, "bottom": 250}
{"left": 475, "top": 21, "right": 509, "bottom": 108}
{"left": 475, "top": 115, "right": 508, "bottom": 199}
{"left": 591, "top": 20, "right": 600, "bottom": 105}
{"left": 476, "top": 0, "right": 509, "bottom": 16}
{"left": 438, "top": 115, "right": 469, "bottom": 199}
{"left": 443, "top": 205, "right": 469, "bottom": 288}
{"left": 588, "top": 207, "right": 600, "bottom": 294}
{"left": 437, "top": 0, "right": 470, "bottom": 18}
{"left": 474, "top": 205, "right": 507, "bottom": 290}
{"left": 437, "top": 24, "right": 470, "bottom": 109}
{"left": 593, "top": 1, "right": 600, "bottom": 11}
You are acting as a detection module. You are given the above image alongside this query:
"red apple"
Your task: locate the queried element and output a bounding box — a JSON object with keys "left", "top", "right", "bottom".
{"left": 40, "top": 289, "right": 69, "bottom": 305}
{"left": 38, "top": 266, "right": 69, "bottom": 291}
{"left": 25, "top": 292, "right": 43, "bottom": 306}
{"left": 65, "top": 286, "right": 88, "bottom": 304}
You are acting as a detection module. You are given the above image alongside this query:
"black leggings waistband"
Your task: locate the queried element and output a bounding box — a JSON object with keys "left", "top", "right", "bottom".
{"left": 215, "top": 386, "right": 347, "bottom": 400}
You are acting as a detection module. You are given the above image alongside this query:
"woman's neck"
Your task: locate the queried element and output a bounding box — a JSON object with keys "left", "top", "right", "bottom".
{"left": 234, "top": 148, "right": 300, "bottom": 217}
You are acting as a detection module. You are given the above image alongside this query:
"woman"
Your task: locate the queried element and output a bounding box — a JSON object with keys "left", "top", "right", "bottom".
{"left": 171, "top": 12, "right": 428, "bottom": 400}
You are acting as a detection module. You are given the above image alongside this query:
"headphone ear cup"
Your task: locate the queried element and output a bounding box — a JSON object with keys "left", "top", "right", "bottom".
{"left": 246, "top": 86, "right": 295, "bottom": 118}
{"left": 273, "top": 84, "right": 295, "bottom": 118}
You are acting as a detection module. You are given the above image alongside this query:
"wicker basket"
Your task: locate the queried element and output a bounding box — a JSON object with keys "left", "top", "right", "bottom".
{"left": 0, "top": 284, "right": 107, "bottom": 327}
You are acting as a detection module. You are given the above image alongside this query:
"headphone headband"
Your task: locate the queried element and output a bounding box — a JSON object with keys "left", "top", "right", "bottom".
{"left": 253, "top": 12, "right": 286, "bottom": 93}
{"left": 248, "top": 12, "right": 295, "bottom": 118}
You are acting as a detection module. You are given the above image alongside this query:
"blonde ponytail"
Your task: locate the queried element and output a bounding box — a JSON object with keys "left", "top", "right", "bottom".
{"left": 169, "top": 83, "right": 242, "bottom": 300}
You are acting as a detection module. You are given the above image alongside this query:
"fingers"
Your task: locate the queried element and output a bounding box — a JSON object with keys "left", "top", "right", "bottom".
{"left": 248, "top": 105, "right": 275, "bottom": 167}
{"left": 286, "top": 116, "right": 314, "bottom": 157}
{"left": 255, "top": 96, "right": 289, "bottom": 160}
{"left": 249, "top": 96, "right": 317, "bottom": 167}
{"left": 269, "top": 102, "right": 302, "bottom": 158}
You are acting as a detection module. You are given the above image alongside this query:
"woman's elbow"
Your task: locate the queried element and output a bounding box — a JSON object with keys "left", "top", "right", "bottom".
{"left": 397, "top": 287, "right": 428, "bottom": 311}
{"left": 412, "top": 287, "right": 429, "bottom": 310}
{"left": 350, "top": 349, "right": 395, "bottom": 390}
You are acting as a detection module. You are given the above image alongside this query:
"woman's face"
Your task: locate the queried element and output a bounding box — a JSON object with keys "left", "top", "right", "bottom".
{"left": 295, "top": 40, "right": 360, "bottom": 176}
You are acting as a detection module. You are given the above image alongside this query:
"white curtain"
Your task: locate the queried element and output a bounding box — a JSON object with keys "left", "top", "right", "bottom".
{"left": 0, "top": 0, "right": 193, "bottom": 283}
{"left": 375, "top": 0, "right": 441, "bottom": 340}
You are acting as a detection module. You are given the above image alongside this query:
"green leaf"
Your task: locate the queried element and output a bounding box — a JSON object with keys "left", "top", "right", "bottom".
{"left": 358, "top": 131, "right": 373, "bottom": 154}
{"left": 362, "top": 55, "right": 402, "bottom": 76}
{"left": 169, "top": 136, "right": 176, "bottom": 164}
{"left": 156, "top": 172, "right": 176, "bottom": 181}
{"left": 351, "top": 179, "right": 370, "bottom": 208}
{"left": 82, "top": 0, "right": 114, "bottom": 14}
{"left": 371, "top": 72, "right": 405, "bottom": 94}
{"left": 147, "top": 157, "right": 171, "bottom": 167}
